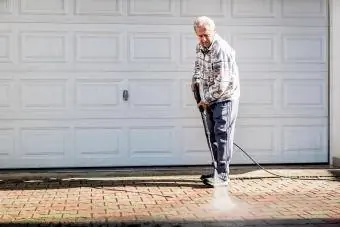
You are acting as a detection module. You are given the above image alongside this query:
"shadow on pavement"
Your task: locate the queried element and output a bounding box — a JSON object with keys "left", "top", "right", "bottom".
{"left": 0, "top": 163, "right": 333, "bottom": 178}
{"left": 329, "top": 169, "right": 340, "bottom": 177}
{"left": 0, "top": 218, "right": 339, "bottom": 226}
{"left": 0, "top": 177, "right": 210, "bottom": 191}
{"left": 0, "top": 174, "right": 338, "bottom": 192}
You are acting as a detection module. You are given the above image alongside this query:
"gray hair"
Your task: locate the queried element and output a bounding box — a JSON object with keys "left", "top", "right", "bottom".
{"left": 193, "top": 16, "right": 216, "bottom": 31}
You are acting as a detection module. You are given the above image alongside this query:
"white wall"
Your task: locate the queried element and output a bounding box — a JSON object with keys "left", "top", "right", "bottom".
{"left": 330, "top": 0, "right": 340, "bottom": 166}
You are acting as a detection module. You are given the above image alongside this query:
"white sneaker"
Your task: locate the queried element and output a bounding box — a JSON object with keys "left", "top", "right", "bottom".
{"left": 202, "top": 176, "right": 229, "bottom": 187}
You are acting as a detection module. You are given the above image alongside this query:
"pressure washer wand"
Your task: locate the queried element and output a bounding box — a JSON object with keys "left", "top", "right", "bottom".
{"left": 192, "top": 83, "right": 218, "bottom": 172}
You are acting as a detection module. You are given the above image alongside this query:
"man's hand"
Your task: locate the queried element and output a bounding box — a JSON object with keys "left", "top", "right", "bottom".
{"left": 197, "top": 100, "right": 209, "bottom": 109}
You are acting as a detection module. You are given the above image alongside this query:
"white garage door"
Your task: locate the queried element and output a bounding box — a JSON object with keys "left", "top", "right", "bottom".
{"left": 0, "top": 0, "right": 328, "bottom": 168}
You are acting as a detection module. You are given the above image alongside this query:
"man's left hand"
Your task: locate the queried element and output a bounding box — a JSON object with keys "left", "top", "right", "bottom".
{"left": 198, "top": 100, "right": 209, "bottom": 109}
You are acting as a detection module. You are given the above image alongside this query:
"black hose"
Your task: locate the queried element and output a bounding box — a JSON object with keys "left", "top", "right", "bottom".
{"left": 233, "top": 142, "right": 337, "bottom": 181}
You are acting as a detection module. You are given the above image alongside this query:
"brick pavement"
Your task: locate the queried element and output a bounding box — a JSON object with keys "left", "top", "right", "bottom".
{"left": 0, "top": 175, "right": 339, "bottom": 226}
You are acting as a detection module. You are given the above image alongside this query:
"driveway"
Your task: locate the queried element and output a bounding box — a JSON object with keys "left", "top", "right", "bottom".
{"left": 0, "top": 167, "right": 339, "bottom": 226}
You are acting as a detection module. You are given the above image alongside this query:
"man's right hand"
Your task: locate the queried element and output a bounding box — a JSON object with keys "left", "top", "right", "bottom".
{"left": 197, "top": 100, "right": 209, "bottom": 110}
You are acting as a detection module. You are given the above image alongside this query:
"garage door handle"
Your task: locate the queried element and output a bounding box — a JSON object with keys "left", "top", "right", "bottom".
{"left": 123, "top": 90, "right": 129, "bottom": 101}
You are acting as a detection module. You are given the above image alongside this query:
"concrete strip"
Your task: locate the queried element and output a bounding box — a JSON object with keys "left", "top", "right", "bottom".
{"left": 0, "top": 165, "right": 338, "bottom": 182}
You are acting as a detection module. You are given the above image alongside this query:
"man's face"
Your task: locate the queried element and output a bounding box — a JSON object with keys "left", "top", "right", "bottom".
{"left": 195, "top": 26, "right": 215, "bottom": 48}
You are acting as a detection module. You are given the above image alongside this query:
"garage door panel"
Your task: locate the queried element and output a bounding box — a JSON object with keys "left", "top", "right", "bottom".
{"left": 0, "top": 128, "right": 14, "bottom": 158}
{"left": 0, "top": 32, "right": 13, "bottom": 63}
{"left": 282, "top": 125, "right": 327, "bottom": 152}
{"left": 182, "top": 125, "right": 209, "bottom": 153}
{"left": 180, "top": 79, "right": 196, "bottom": 110}
{"left": 75, "top": 79, "right": 123, "bottom": 110}
{"left": 72, "top": 120, "right": 128, "bottom": 167}
{"left": 180, "top": 0, "right": 226, "bottom": 17}
{"left": 75, "top": 127, "right": 123, "bottom": 157}
{"left": 282, "top": 0, "right": 326, "bottom": 18}
{"left": 126, "top": 78, "right": 183, "bottom": 119}
{"left": 128, "top": 0, "right": 175, "bottom": 16}
{"left": 231, "top": 0, "right": 276, "bottom": 18}
{"left": 282, "top": 34, "right": 326, "bottom": 63}
{"left": 180, "top": 33, "right": 196, "bottom": 64}
{"left": 279, "top": 118, "right": 328, "bottom": 163}
{"left": 282, "top": 79, "right": 326, "bottom": 111}
{"left": 237, "top": 62, "right": 327, "bottom": 73}
{"left": 75, "top": 0, "right": 123, "bottom": 16}
{"left": 128, "top": 32, "right": 175, "bottom": 63}
{"left": 20, "top": 79, "right": 67, "bottom": 109}
{"left": 0, "top": 79, "right": 15, "bottom": 110}
{"left": 238, "top": 76, "right": 327, "bottom": 118}
{"left": 235, "top": 125, "right": 276, "bottom": 154}
{"left": 231, "top": 118, "right": 328, "bottom": 164}
{"left": 19, "top": 127, "right": 69, "bottom": 156}
{"left": 75, "top": 32, "right": 123, "bottom": 63}
{"left": 125, "top": 120, "right": 183, "bottom": 166}
{"left": 179, "top": 119, "right": 208, "bottom": 164}
{"left": 0, "top": 158, "right": 73, "bottom": 169}
{"left": 230, "top": 27, "right": 327, "bottom": 67}
{"left": 20, "top": 0, "right": 67, "bottom": 15}
{"left": 232, "top": 33, "right": 278, "bottom": 63}
{"left": 0, "top": 0, "right": 12, "bottom": 14}
{"left": 20, "top": 31, "right": 68, "bottom": 63}
{"left": 7, "top": 125, "right": 75, "bottom": 168}
{"left": 241, "top": 71, "right": 327, "bottom": 80}
{"left": 128, "top": 79, "right": 175, "bottom": 108}
{"left": 241, "top": 79, "right": 276, "bottom": 106}
{"left": 233, "top": 119, "right": 280, "bottom": 163}
{"left": 128, "top": 127, "right": 174, "bottom": 156}
{"left": 281, "top": 151, "right": 328, "bottom": 163}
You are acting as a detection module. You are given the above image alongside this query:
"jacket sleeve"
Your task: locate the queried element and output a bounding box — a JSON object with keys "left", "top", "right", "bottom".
{"left": 203, "top": 47, "right": 232, "bottom": 103}
{"left": 192, "top": 44, "right": 201, "bottom": 84}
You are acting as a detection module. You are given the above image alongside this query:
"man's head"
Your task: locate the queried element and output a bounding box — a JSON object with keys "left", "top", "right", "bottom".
{"left": 193, "top": 16, "right": 216, "bottom": 48}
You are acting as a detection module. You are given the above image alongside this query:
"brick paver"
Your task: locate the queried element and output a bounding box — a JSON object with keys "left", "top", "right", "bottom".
{"left": 0, "top": 175, "right": 339, "bottom": 226}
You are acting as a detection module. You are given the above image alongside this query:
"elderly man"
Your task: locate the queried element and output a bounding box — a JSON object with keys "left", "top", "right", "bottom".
{"left": 191, "top": 16, "right": 240, "bottom": 187}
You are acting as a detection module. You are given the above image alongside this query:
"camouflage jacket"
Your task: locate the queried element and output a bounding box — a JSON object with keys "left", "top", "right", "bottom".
{"left": 192, "top": 34, "right": 240, "bottom": 104}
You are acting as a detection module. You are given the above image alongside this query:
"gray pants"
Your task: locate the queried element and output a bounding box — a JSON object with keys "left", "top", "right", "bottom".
{"left": 206, "top": 99, "right": 239, "bottom": 177}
